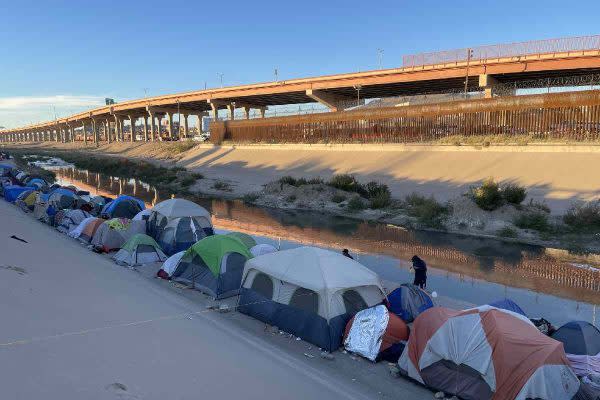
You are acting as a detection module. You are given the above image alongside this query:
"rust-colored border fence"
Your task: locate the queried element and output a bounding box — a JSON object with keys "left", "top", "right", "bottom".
{"left": 402, "top": 35, "right": 600, "bottom": 66}
{"left": 211, "top": 90, "right": 600, "bottom": 144}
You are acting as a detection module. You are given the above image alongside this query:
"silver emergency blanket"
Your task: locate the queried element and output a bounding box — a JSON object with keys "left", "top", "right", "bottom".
{"left": 344, "top": 305, "right": 389, "bottom": 361}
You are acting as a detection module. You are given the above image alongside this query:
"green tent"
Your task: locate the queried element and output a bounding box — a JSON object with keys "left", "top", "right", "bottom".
{"left": 184, "top": 234, "right": 252, "bottom": 276}
{"left": 121, "top": 233, "right": 162, "bottom": 252}
{"left": 172, "top": 235, "right": 253, "bottom": 299}
{"left": 225, "top": 232, "right": 257, "bottom": 249}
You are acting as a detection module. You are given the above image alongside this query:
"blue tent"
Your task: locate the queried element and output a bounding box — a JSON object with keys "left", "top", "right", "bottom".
{"left": 551, "top": 321, "right": 600, "bottom": 355}
{"left": 101, "top": 195, "right": 145, "bottom": 219}
{"left": 387, "top": 284, "right": 434, "bottom": 322}
{"left": 4, "top": 185, "right": 34, "bottom": 203}
{"left": 488, "top": 298, "right": 527, "bottom": 317}
{"left": 27, "top": 178, "right": 46, "bottom": 186}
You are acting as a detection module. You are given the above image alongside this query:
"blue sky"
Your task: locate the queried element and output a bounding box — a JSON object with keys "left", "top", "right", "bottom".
{"left": 1, "top": 0, "right": 600, "bottom": 127}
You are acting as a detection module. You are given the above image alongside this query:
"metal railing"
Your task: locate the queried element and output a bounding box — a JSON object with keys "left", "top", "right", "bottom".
{"left": 402, "top": 35, "right": 600, "bottom": 67}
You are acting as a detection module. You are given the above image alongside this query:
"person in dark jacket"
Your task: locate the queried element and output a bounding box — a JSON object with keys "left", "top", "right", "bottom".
{"left": 342, "top": 249, "right": 354, "bottom": 259}
{"left": 411, "top": 255, "right": 427, "bottom": 289}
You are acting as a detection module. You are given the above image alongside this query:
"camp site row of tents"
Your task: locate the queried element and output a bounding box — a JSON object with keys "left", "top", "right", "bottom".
{"left": 2, "top": 159, "right": 599, "bottom": 400}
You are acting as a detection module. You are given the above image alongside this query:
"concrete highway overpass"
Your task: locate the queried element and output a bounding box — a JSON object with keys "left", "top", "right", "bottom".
{"left": 4, "top": 35, "right": 600, "bottom": 143}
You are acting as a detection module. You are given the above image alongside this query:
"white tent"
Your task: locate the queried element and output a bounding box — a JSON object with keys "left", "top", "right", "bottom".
{"left": 250, "top": 243, "right": 277, "bottom": 257}
{"left": 238, "top": 246, "right": 385, "bottom": 352}
{"left": 68, "top": 216, "right": 96, "bottom": 239}
{"left": 133, "top": 209, "right": 152, "bottom": 221}
{"left": 152, "top": 198, "right": 211, "bottom": 219}
{"left": 160, "top": 251, "right": 186, "bottom": 276}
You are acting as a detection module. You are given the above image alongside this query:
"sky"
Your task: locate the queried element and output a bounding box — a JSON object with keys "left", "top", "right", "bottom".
{"left": 1, "top": 0, "right": 600, "bottom": 128}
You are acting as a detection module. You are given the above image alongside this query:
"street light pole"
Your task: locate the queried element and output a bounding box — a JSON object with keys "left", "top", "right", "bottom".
{"left": 377, "top": 48, "right": 384, "bottom": 70}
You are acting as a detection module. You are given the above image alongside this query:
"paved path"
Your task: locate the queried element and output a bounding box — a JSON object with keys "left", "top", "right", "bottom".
{"left": 0, "top": 200, "right": 429, "bottom": 400}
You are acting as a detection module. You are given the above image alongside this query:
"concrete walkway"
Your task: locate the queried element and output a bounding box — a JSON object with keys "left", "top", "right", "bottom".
{"left": 0, "top": 200, "right": 429, "bottom": 400}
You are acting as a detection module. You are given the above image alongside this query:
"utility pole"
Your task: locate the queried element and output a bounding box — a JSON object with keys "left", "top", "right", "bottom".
{"left": 274, "top": 68, "right": 279, "bottom": 82}
{"left": 377, "top": 48, "right": 384, "bottom": 70}
{"left": 353, "top": 85, "right": 363, "bottom": 107}
{"left": 217, "top": 73, "right": 224, "bottom": 88}
{"left": 464, "top": 48, "right": 473, "bottom": 99}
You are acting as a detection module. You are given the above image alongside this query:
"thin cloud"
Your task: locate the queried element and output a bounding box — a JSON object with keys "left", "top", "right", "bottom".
{"left": 0, "top": 95, "right": 105, "bottom": 110}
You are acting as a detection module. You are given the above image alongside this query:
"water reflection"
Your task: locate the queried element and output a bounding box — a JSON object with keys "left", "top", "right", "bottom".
{"left": 52, "top": 166, "right": 599, "bottom": 325}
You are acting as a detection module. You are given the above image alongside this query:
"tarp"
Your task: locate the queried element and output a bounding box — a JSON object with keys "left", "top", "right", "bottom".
{"left": 344, "top": 305, "right": 390, "bottom": 361}
{"left": 488, "top": 298, "right": 527, "bottom": 317}
{"left": 4, "top": 185, "right": 34, "bottom": 203}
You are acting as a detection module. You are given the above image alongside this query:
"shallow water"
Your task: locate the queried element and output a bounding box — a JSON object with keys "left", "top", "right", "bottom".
{"left": 48, "top": 163, "right": 600, "bottom": 326}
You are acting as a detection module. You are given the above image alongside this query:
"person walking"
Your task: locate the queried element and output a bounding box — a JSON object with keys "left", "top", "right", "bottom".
{"left": 342, "top": 249, "right": 354, "bottom": 259}
{"left": 411, "top": 255, "right": 427, "bottom": 289}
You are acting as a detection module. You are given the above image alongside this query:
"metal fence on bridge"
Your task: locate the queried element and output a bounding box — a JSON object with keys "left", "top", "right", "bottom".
{"left": 210, "top": 90, "right": 600, "bottom": 144}
{"left": 402, "top": 34, "right": 600, "bottom": 67}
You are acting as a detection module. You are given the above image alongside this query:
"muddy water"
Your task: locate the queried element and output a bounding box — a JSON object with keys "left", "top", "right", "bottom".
{"left": 52, "top": 165, "right": 599, "bottom": 326}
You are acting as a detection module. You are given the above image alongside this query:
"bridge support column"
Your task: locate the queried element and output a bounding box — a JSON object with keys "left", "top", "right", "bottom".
{"left": 142, "top": 116, "right": 148, "bottom": 142}
{"left": 82, "top": 122, "right": 87, "bottom": 145}
{"left": 167, "top": 112, "right": 175, "bottom": 140}
{"left": 479, "top": 74, "right": 507, "bottom": 98}
{"left": 129, "top": 115, "right": 136, "bottom": 142}
{"left": 306, "top": 89, "right": 352, "bottom": 112}
{"left": 182, "top": 114, "right": 189, "bottom": 138}
{"left": 227, "top": 104, "right": 235, "bottom": 120}
{"left": 156, "top": 115, "right": 163, "bottom": 141}
{"left": 149, "top": 113, "right": 156, "bottom": 142}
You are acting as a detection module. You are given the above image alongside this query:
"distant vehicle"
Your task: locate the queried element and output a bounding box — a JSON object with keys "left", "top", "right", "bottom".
{"left": 193, "top": 132, "right": 210, "bottom": 142}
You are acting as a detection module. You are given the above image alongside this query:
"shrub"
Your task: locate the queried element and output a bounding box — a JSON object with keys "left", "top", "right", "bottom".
{"left": 286, "top": 194, "right": 297, "bottom": 202}
{"left": 295, "top": 177, "right": 309, "bottom": 186}
{"left": 331, "top": 194, "right": 346, "bottom": 203}
{"left": 347, "top": 196, "right": 366, "bottom": 211}
{"left": 405, "top": 193, "right": 449, "bottom": 228}
{"left": 328, "top": 174, "right": 365, "bottom": 194}
{"left": 528, "top": 198, "right": 550, "bottom": 213}
{"left": 279, "top": 175, "right": 297, "bottom": 186}
{"left": 472, "top": 178, "right": 503, "bottom": 211}
{"left": 496, "top": 226, "right": 518, "bottom": 238}
{"left": 212, "top": 180, "right": 232, "bottom": 191}
{"left": 502, "top": 183, "right": 527, "bottom": 205}
{"left": 563, "top": 201, "right": 600, "bottom": 231}
{"left": 243, "top": 192, "right": 260, "bottom": 203}
{"left": 191, "top": 172, "right": 204, "bottom": 179}
{"left": 364, "top": 181, "right": 391, "bottom": 198}
{"left": 514, "top": 212, "right": 551, "bottom": 232}
{"left": 369, "top": 191, "right": 391, "bottom": 209}
{"left": 307, "top": 177, "right": 324, "bottom": 185}
{"left": 179, "top": 176, "right": 197, "bottom": 187}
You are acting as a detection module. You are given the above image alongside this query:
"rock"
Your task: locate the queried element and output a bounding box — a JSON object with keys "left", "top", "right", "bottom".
{"left": 218, "top": 304, "right": 230, "bottom": 313}
{"left": 388, "top": 365, "right": 400, "bottom": 378}
{"left": 434, "top": 392, "right": 445, "bottom": 399}
{"left": 320, "top": 352, "right": 334, "bottom": 360}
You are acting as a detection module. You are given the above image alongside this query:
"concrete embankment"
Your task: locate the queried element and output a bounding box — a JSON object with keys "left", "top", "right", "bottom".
{"left": 6, "top": 141, "right": 600, "bottom": 214}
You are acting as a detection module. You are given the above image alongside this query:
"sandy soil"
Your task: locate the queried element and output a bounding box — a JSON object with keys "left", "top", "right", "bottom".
{"left": 0, "top": 198, "right": 436, "bottom": 400}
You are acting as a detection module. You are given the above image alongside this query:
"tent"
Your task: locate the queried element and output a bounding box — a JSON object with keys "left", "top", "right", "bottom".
{"left": 250, "top": 243, "right": 277, "bottom": 257}
{"left": 4, "top": 185, "right": 34, "bottom": 203}
{"left": 148, "top": 198, "right": 213, "bottom": 255}
{"left": 91, "top": 218, "right": 146, "bottom": 252}
{"left": 15, "top": 189, "right": 38, "bottom": 211}
{"left": 552, "top": 321, "right": 600, "bottom": 377}
{"left": 171, "top": 235, "right": 252, "bottom": 299}
{"left": 113, "top": 234, "right": 167, "bottom": 267}
{"left": 0, "top": 164, "right": 12, "bottom": 177}
{"left": 57, "top": 209, "right": 91, "bottom": 234}
{"left": 238, "top": 246, "right": 386, "bottom": 352}
{"left": 33, "top": 193, "right": 51, "bottom": 223}
{"left": 157, "top": 251, "right": 186, "bottom": 279}
{"left": 343, "top": 305, "right": 409, "bottom": 362}
{"left": 78, "top": 217, "right": 105, "bottom": 243}
{"left": 488, "top": 298, "right": 527, "bottom": 317}
{"left": 133, "top": 209, "right": 152, "bottom": 221}
{"left": 226, "top": 232, "right": 256, "bottom": 249}
{"left": 48, "top": 188, "right": 78, "bottom": 210}
{"left": 68, "top": 216, "right": 97, "bottom": 239}
{"left": 387, "top": 284, "right": 434, "bottom": 322}
{"left": 398, "top": 306, "right": 579, "bottom": 400}
{"left": 101, "top": 195, "right": 145, "bottom": 219}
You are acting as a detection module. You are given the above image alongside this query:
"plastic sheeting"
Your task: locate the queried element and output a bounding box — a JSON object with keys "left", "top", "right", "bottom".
{"left": 568, "top": 353, "right": 600, "bottom": 377}
{"left": 344, "top": 305, "right": 389, "bottom": 362}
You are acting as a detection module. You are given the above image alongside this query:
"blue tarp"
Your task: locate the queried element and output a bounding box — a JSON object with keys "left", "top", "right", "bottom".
{"left": 488, "top": 298, "right": 527, "bottom": 317}
{"left": 552, "top": 321, "right": 600, "bottom": 356}
{"left": 4, "top": 185, "right": 34, "bottom": 203}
